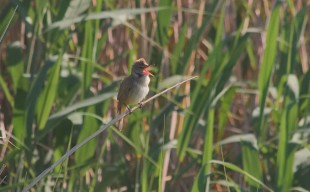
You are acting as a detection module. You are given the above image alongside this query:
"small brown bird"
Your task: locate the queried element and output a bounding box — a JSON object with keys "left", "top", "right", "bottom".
{"left": 117, "top": 58, "right": 153, "bottom": 130}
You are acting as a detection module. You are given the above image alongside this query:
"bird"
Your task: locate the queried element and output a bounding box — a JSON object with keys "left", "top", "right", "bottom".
{"left": 117, "top": 58, "right": 154, "bottom": 131}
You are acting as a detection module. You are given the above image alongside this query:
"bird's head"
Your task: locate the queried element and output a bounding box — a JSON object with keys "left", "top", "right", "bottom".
{"left": 131, "top": 58, "right": 154, "bottom": 77}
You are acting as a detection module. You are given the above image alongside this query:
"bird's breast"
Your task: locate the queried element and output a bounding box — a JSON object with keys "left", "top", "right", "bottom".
{"left": 125, "top": 77, "right": 150, "bottom": 105}
{"left": 138, "top": 75, "right": 150, "bottom": 86}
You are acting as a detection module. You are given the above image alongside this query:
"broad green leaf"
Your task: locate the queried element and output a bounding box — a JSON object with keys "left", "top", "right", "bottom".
{"left": 12, "top": 76, "right": 30, "bottom": 144}
{"left": 257, "top": 2, "right": 281, "bottom": 142}
{"left": 6, "top": 41, "right": 23, "bottom": 92}
{"left": 170, "top": 24, "right": 187, "bottom": 74}
{"left": 25, "top": 60, "right": 54, "bottom": 148}
{"left": 158, "top": 75, "right": 192, "bottom": 90}
{"left": 47, "top": 7, "right": 168, "bottom": 31}
{"left": 290, "top": 187, "right": 310, "bottom": 192}
{"left": 75, "top": 106, "right": 98, "bottom": 165}
{"left": 210, "top": 160, "right": 273, "bottom": 192}
{"left": 177, "top": 33, "right": 249, "bottom": 161}
{"left": 217, "top": 86, "right": 235, "bottom": 140}
{"left": 67, "top": 112, "right": 83, "bottom": 125}
{"left": 37, "top": 56, "right": 61, "bottom": 129}
{"left": 202, "top": 107, "right": 214, "bottom": 191}
{"left": 37, "top": 92, "right": 116, "bottom": 140}
{"left": 0, "top": 75, "right": 14, "bottom": 107}
{"left": 277, "top": 73, "right": 299, "bottom": 191}
{"left": 63, "top": 0, "right": 90, "bottom": 19}
{"left": 80, "top": 20, "right": 94, "bottom": 99}
{"left": 156, "top": 0, "right": 172, "bottom": 45}
{"left": 0, "top": 5, "right": 18, "bottom": 38}
{"left": 177, "top": 1, "right": 224, "bottom": 161}
{"left": 241, "top": 140, "right": 262, "bottom": 188}
{"left": 215, "top": 134, "right": 258, "bottom": 149}
{"left": 48, "top": 92, "right": 116, "bottom": 120}
{"left": 34, "top": 0, "right": 47, "bottom": 24}
{"left": 287, "top": 74, "right": 299, "bottom": 100}
{"left": 191, "top": 165, "right": 207, "bottom": 192}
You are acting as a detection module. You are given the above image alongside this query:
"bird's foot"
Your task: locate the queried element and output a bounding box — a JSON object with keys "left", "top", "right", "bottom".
{"left": 138, "top": 102, "right": 145, "bottom": 109}
{"left": 126, "top": 105, "right": 133, "bottom": 114}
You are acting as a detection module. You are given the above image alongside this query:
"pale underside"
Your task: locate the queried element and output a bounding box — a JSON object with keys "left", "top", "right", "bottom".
{"left": 117, "top": 75, "right": 150, "bottom": 112}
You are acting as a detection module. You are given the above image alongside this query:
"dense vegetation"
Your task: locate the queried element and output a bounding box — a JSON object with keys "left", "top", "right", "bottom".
{"left": 0, "top": 0, "right": 310, "bottom": 191}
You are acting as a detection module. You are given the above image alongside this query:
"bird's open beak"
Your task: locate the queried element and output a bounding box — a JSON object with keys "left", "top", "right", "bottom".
{"left": 143, "top": 67, "right": 154, "bottom": 77}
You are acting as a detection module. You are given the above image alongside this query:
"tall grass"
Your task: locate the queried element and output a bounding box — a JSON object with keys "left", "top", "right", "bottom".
{"left": 0, "top": 0, "right": 310, "bottom": 191}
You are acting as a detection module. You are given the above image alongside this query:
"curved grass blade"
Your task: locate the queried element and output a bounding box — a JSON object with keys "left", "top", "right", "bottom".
{"left": 46, "top": 7, "right": 168, "bottom": 31}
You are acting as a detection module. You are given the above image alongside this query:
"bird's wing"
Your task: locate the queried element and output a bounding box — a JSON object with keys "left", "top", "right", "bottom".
{"left": 117, "top": 76, "right": 135, "bottom": 114}
{"left": 117, "top": 76, "right": 132, "bottom": 101}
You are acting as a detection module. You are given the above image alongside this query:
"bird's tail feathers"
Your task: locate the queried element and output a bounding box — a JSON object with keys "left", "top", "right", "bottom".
{"left": 118, "top": 104, "right": 126, "bottom": 131}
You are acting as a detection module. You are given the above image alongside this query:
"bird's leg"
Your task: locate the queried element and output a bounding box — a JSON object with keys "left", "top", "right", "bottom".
{"left": 138, "top": 101, "right": 145, "bottom": 109}
{"left": 126, "top": 105, "right": 133, "bottom": 114}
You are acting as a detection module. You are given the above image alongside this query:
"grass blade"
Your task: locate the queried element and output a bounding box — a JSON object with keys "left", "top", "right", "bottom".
{"left": 257, "top": 1, "right": 281, "bottom": 142}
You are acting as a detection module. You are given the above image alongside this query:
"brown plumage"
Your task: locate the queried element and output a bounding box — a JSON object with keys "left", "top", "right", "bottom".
{"left": 117, "top": 58, "right": 153, "bottom": 130}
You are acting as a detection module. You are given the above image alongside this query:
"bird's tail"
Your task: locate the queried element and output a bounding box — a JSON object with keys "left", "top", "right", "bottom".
{"left": 119, "top": 118, "right": 124, "bottom": 131}
{"left": 117, "top": 103, "right": 126, "bottom": 131}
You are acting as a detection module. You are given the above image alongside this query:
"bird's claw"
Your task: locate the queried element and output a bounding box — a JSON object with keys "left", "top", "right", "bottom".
{"left": 138, "top": 102, "right": 145, "bottom": 109}
{"left": 126, "top": 105, "right": 133, "bottom": 114}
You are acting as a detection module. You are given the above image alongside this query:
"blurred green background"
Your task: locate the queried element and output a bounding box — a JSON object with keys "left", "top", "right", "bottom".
{"left": 0, "top": 0, "right": 310, "bottom": 191}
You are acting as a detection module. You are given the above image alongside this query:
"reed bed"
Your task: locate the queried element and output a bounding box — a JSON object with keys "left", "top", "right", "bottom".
{"left": 0, "top": 0, "right": 309, "bottom": 191}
